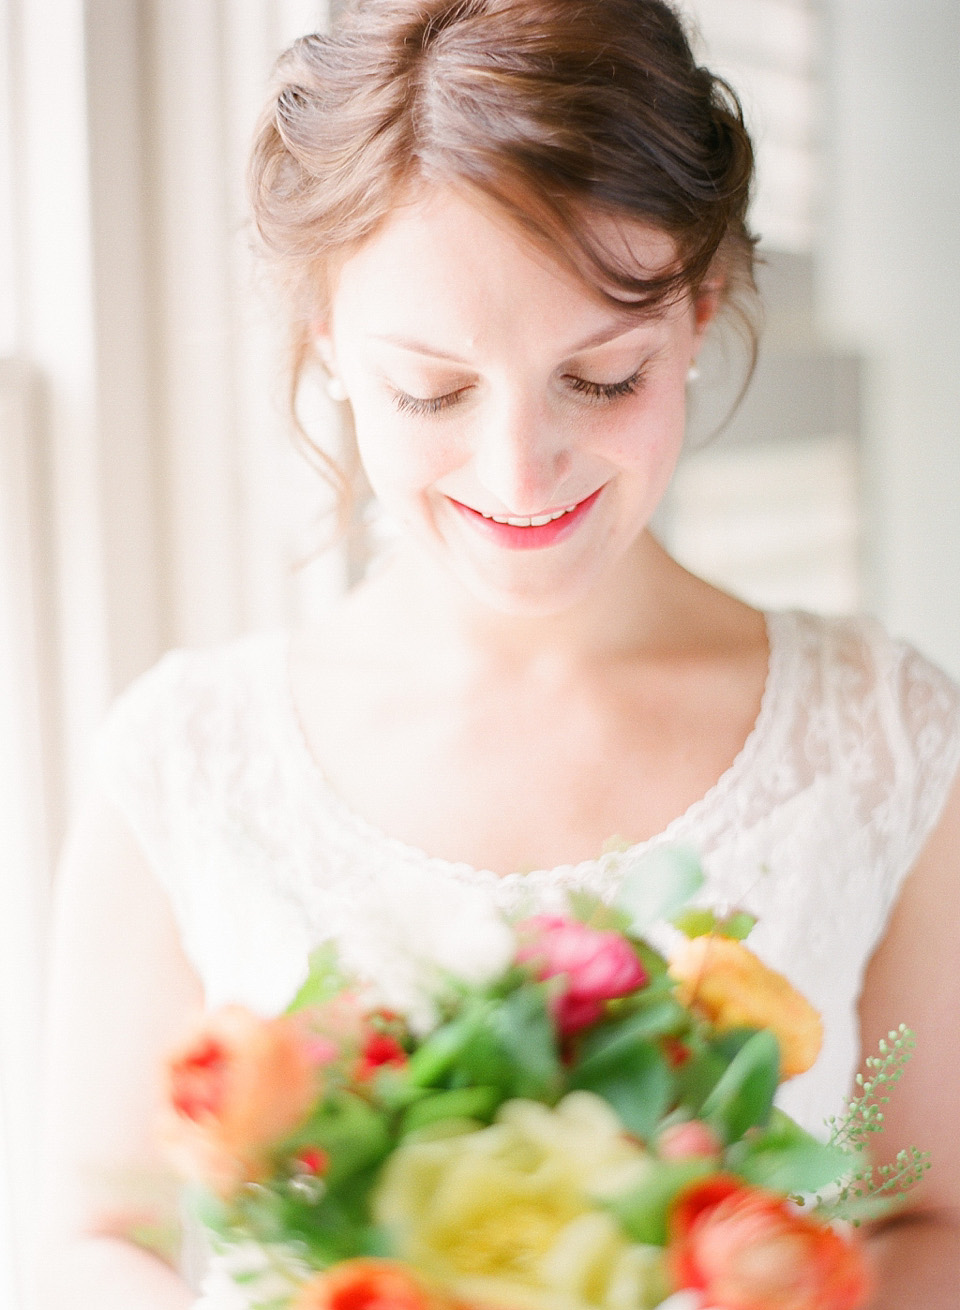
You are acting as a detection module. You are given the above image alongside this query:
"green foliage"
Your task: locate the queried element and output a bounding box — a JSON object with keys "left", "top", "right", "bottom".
{"left": 671, "top": 907, "right": 757, "bottom": 941}
{"left": 671, "top": 907, "right": 718, "bottom": 938}
{"left": 186, "top": 871, "right": 921, "bottom": 1299}
{"left": 603, "top": 1157, "right": 715, "bottom": 1246}
{"left": 290, "top": 1093, "right": 392, "bottom": 1191}
{"left": 718, "top": 911, "right": 757, "bottom": 941}
{"left": 406, "top": 982, "right": 561, "bottom": 1103}
{"left": 700, "top": 1029, "right": 780, "bottom": 1143}
{"left": 727, "top": 1110, "right": 853, "bottom": 1194}
{"left": 827, "top": 1025, "right": 915, "bottom": 1152}
{"left": 400, "top": 1085, "right": 501, "bottom": 1135}
{"left": 614, "top": 845, "right": 705, "bottom": 935}
{"left": 572, "top": 1039, "right": 672, "bottom": 1139}
{"left": 285, "top": 944, "right": 347, "bottom": 1015}
{"left": 819, "top": 1026, "right": 930, "bottom": 1224}
{"left": 567, "top": 889, "right": 632, "bottom": 934}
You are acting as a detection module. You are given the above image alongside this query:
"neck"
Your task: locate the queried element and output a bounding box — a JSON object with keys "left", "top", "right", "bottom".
{"left": 344, "top": 529, "right": 712, "bottom": 677}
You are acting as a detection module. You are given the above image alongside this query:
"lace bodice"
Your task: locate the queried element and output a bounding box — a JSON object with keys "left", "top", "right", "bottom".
{"left": 95, "top": 608, "right": 960, "bottom": 1144}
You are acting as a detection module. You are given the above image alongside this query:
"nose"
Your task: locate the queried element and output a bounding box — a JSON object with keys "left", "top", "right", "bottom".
{"left": 471, "top": 394, "right": 573, "bottom": 514}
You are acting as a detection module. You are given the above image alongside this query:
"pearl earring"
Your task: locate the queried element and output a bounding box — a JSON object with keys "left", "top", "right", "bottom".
{"left": 686, "top": 362, "right": 700, "bottom": 384}
{"left": 325, "top": 375, "right": 348, "bottom": 402}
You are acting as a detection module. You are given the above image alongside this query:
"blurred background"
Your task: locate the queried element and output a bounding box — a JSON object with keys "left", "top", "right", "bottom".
{"left": 1, "top": 1, "right": 958, "bottom": 1304}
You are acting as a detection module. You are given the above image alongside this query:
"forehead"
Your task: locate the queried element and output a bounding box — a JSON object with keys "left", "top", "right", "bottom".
{"left": 326, "top": 185, "right": 684, "bottom": 350}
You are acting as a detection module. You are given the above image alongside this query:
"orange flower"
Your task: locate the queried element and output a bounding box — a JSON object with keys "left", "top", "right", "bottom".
{"left": 669, "top": 1176, "right": 871, "bottom": 1310}
{"left": 292, "top": 1260, "right": 460, "bottom": 1310}
{"left": 159, "top": 1005, "right": 323, "bottom": 1197}
{"left": 668, "top": 936, "right": 822, "bottom": 1079}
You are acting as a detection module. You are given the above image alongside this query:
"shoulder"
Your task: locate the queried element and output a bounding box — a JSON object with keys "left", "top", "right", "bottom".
{"left": 780, "top": 607, "right": 960, "bottom": 867}
{"left": 94, "top": 629, "right": 290, "bottom": 763}
{"left": 779, "top": 607, "right": 960, "bottom": 724}
{"left": 90, "top": 629, "right": 292, "bottom": 846}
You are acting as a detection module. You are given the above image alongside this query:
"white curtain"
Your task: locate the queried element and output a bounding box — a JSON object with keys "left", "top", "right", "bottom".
{"left": 0, "top": 4, "right": 337, "bottom": 1305}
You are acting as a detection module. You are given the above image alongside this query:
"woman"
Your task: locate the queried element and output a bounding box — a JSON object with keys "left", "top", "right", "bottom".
{"left": 35, "top": 1, "right": 960, "bottom": 1307}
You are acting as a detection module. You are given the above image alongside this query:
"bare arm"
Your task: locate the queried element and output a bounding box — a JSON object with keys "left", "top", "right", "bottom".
{"left": 857, "top": 769, "right": 960, "bottom": 1307}
{"left": 32, "top": 789, "right": 205, "bottom": 1308}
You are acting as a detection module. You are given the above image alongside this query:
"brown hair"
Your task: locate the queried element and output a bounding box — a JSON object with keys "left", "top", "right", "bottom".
{"left": 250, "top": 0, "right": 759, "bottom": 528}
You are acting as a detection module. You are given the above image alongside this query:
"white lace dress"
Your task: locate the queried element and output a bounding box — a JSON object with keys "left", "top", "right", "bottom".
{"left": 94, "top": 607, "right": 960, "bottom": 1301}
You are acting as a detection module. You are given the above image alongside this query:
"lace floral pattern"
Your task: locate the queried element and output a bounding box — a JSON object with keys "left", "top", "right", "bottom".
{"left": 95, "top": 608, "right": 960, "bottom": 1141}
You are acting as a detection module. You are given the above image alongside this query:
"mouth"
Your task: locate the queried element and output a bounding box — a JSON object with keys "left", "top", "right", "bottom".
{"left": 447, "top": 486, "right": 604, "bottom": 551}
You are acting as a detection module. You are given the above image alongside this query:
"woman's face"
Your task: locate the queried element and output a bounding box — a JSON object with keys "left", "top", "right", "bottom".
{"left": 318, "top": 186, "right": 717, "bottom": 616}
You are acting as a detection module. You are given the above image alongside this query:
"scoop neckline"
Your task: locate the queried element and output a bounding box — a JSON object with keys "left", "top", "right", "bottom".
{"left": 278, "top": 608, "right": 794, "bottom": 887}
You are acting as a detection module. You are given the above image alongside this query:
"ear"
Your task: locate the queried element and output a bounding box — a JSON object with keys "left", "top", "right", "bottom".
{"left": 311, "top": 319, "right": 338, "bottom": 376}
{"left": 691, "top": 277, "right": 724, "bottom": 342}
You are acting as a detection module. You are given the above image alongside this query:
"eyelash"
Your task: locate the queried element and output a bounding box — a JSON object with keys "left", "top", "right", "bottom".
{"left": 567, "top": 367, "right": 648, "bottom": 402}
{"left": 390, "top": 366, "right": 648, "bottom": 416}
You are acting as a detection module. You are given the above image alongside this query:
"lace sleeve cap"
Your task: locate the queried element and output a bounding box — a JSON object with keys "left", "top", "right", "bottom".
{"left": 90, "top": 648, "right": 196, "bottom": 908}
{"left": 883, "top": 635, "right": 960, "bottom": 892}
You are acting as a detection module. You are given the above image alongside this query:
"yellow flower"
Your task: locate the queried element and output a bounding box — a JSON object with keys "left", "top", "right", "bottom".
{"left": 668, "top": 936, "right": 823, "bottom": 1080}
{"left": 373, "top": 1093, "right": 670, "bottom": 1310}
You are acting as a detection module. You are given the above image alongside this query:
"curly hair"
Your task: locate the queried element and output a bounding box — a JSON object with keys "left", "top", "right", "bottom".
{"left": 250, "top": 0, "right": 759, "bottom": 528}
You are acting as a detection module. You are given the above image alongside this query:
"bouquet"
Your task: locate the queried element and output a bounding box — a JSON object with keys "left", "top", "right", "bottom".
{"left": 159, "top": 848, "right": 926, "bottom": 1310}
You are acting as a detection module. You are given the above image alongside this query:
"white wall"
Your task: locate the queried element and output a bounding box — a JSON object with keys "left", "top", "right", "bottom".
{"left": 818, "top": 0, "right": 960, "bottom": 676}
{"left": 683, "top": 0, "right": 821, "bottom": 252}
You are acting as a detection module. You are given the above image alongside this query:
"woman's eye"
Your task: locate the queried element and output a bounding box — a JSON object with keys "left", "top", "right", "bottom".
{"left": 389, "top": 365, "right": 648, "bottom": 415}
{"left": 566, "top": 366, "right": 647, "bottom": 402}
{"left": 390, "top": 387, "right": 468, "bottom": 416}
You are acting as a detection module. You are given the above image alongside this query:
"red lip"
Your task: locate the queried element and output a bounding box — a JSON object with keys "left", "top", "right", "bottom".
{"left": 448, "top": 486, "right": 603, "bottom": 551}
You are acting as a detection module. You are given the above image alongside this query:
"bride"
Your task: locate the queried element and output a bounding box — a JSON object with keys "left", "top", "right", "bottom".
{"left": 35, "top": 1, "right": 960, "bottom": 1307}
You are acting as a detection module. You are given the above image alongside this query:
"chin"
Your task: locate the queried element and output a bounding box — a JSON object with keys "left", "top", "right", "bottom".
{"left": 447, "top": 559, "right": 610, "bottom": 619}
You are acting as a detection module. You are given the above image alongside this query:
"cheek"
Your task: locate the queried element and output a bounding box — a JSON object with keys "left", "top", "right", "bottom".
{"left": 352, "top": 407, "right": 465, "bottom": 499}
{"left": 597, "top": 385, "right": 687, "bottom": 472}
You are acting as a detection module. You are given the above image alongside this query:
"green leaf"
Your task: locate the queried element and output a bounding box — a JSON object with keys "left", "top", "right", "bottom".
{"left": 671, "top": 907, "right": 718, "bottom": 939}
{"left": 184, "top": 1182, "right": 233, "bottom": 1236}
{"left": 602, "top": 1157, "right": 715, "bottom": 1246}
{"left": 701, "top": 1029, "right": 780, "bottom": 1143}
{"left": 401, "top": 1085, "right": 501, "bottom": 1135}
{"left": 568, "top": 890, "right": 632, "bottom": 933}
{"left": 728, "top": 1112, "right": 854, "bottom": 1193}
{"left": 568, "top": 889, "right": 603, "bottom": 922}
{"left": 718, "top": 912, "right": 757, "bottom": 942}
{"left": 709, "top": 1028, "right": 762, "bottom": 1063}
{"left": 671, "top": 1046, "right": 729, "bottom": 1117}
{"left": 284, "top": 943, "right": 346, "bottom": 1014}
{"left": 369, "top": 1066, "right": 429, "bottom": 1111}
{"left": 571, "top": 1039, "right": 672, "bottom": 1140}
{"left": 405, "top": 1015, "right": 477, "bottom": 1087}
{"left": 407, "top": 986, "right": 560, "bottom": 1102}
{"left": 821, "top": 1191, "right": 906, "bottom": 1225}
{"left": 615, "top": 846, "right": 705, "bottom": 935}
{"left": 576, "top": 1001, "right": 688, "bottom": 1068}
{"left": 291, "top": 1093, "right": 391, "bottom": 1189}
{"left": 491, "top": 984, "right": 562, "bottom": 1098}
{"left": 632, "top": 940, "right": 671, "bottom": 981}
{"left": 450, "top": 1001, "right": 521, "bottom": 1092}
{"left": 667, "top": 1028, "right": 764, "bottom": 1118}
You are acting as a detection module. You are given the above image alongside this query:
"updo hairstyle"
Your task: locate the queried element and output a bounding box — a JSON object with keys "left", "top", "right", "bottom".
{"left": 249, "top": 0, "right": 759, "bottom": 527}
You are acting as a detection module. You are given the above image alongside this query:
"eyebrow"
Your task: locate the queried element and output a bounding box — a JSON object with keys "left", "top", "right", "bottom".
{"left": 370, "top": 315, "right": 662, "bottom": 363}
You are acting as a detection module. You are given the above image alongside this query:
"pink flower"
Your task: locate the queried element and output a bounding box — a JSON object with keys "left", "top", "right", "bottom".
{"left": 657, "top": 1119, "right": 723, "bottom": 1162}
{"left": 514, "top": 916, "right": 648, "bottom": 1034}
